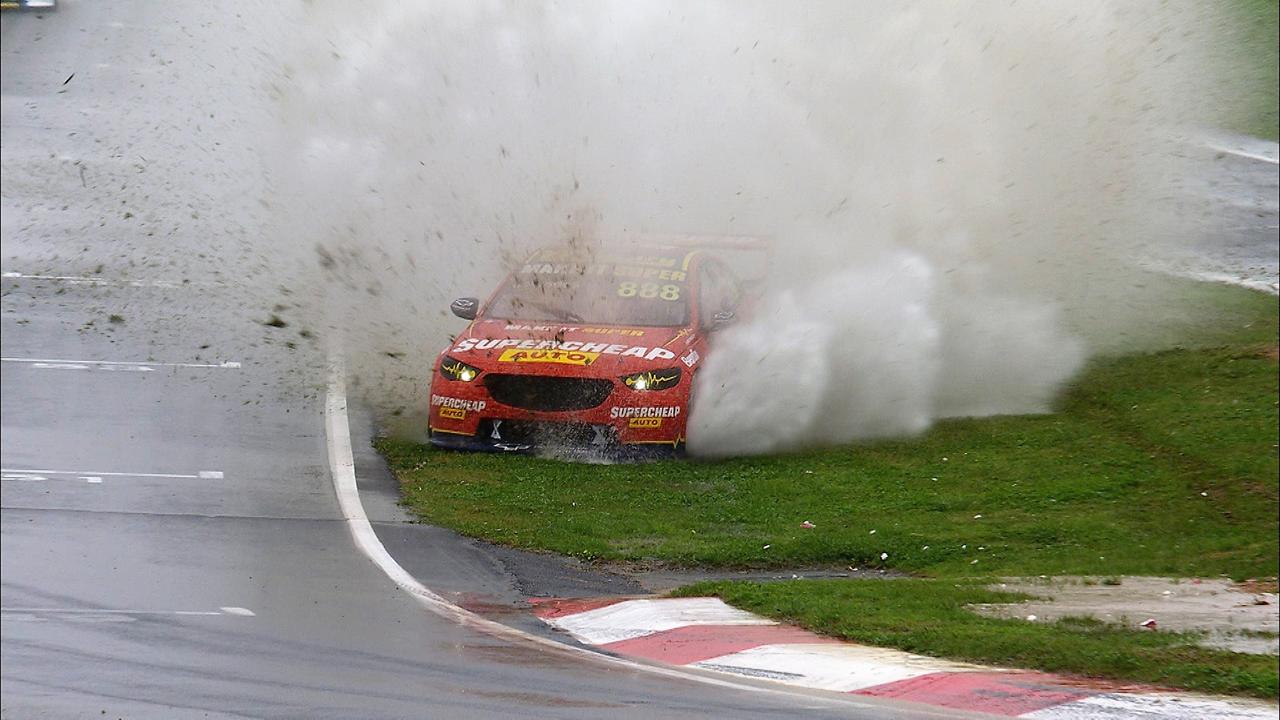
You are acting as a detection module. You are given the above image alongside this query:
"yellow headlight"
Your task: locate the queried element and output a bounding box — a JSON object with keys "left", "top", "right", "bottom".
{"left": 440, "top": 356, "right": 482, "bottom": 382}
{"left": 621, "top": 368, "right": 682, "bottom": 391}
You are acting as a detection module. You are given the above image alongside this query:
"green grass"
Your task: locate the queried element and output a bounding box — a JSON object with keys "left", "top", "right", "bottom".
{"left": 379, "top": 281, "right": 1278, "bottom": 696}
{"left": 670, "top": 579, "right": 1279, "bottom": 699}
{"left": 1226, "top": 0, "right": 1279, "bottom": 140}
{"left": 382, "top": 284, "right": 1276, "bottom": 577}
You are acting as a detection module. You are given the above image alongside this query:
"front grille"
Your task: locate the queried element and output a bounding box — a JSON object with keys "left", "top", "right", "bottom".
{"left": 483, "top": 374, "right": 614, "bottom": 412}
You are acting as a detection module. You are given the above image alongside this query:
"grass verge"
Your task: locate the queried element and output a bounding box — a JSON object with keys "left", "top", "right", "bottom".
{"left": 379, "top": 281, "right": 1278, "bottom": 696}
{"left": 1225, "top": 0, "right": 1279, "bottom": 140}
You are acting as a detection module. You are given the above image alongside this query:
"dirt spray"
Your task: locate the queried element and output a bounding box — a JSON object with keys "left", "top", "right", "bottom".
{"left": 272, "top": 1, "right": 1227, "bottom": 455}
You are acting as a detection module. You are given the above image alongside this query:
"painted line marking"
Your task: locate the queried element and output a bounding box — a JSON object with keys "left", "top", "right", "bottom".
{"left": 1, "top": 357, "right": 241, "bottom": 370}
{"left": 601, "top": 624, "right": 842, "bottom": 665}
{"left": 0, "top": 272, "right": 215, "bottom": 288}
{"left": 689, "top": 643, "right": 964, "bottom": 693}
{"left": 697, "top": 663, "right": 807, "bottom": 681}
{"left": 1179, "top": 272, "right": 1280, "bottom": 296}
{"left": 321, "top": 355, "right": 896, "bottom": 713}
{"left": 1208, "top": 143, "right": 1279, "bottom": 165}
{"left": 30, "top": 362, "right": 155, "bottom": 372}
{"left": 855, "top": 671, "right": 1092, "bottom": 717}
{"left": 542, "top": 602, "right": 1280, "bottom": 719}
{"left": 1026, "top": 691, "right": 1279, "bottom": 720}
{"left": 546, "top": 597, "right": 777, "bottom": 645}
{"left": 1, "top": 607, "right": 254, "bottom": 617}
{"left": 1, "top": 469, "right": 224, "bottom": 481}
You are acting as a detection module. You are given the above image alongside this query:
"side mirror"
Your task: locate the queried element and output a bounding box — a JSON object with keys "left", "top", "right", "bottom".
{"left": 450, "top": 297, "right": 479, "bottom": 320}
{"left": 709, "top": 309, "right": 736, "bottom": 331}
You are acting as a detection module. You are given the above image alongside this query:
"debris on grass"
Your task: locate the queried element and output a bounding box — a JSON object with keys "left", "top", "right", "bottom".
{"left": 800, "top": 520, "right": 815, "bottom": 529}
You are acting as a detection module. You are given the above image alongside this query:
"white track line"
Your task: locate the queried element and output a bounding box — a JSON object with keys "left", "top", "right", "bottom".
{"left": 1, "top": 469, "right": 223, "bottom": 479}
{"left": 321, "top": 357, "right": 917, "bottom": 714}
{"left": 1, "top": 357, "right": 240, "bottom": 369}
{"left": 0, "top": 272, "right": 214, "bottom": 288}
{"left": 550, "top": 597, "right": 777, "bottom": 645}
{"left": 1207, "top": 144, "right": 1279, "bottom": 165}
{"left": 1, "top": 607, "right": 254, "bottom": 617}
{"left": 1180, "top": 272, "right": 1280, "bottom": 295}
{"left": 1027, "top": 693, "right": 1278, "bottom": 720}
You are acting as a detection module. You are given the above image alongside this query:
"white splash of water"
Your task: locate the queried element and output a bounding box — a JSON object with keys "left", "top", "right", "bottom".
{"left": 270, "top": 1, "right": 1224, "bottom": 454}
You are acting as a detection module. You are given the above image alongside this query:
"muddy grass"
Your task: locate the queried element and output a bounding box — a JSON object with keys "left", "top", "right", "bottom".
{"left": 971, "top": 576, "right": 1279, "bottom": 655}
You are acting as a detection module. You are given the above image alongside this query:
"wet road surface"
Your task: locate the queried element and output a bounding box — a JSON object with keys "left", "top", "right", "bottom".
{"left": 0, "top": 276, "right": 940, "bottom": 720}
{"left": 3, "top": 2, "right": 1274, "bottom": 719}
{"left": 0, "top": 4, "right": 957, "bottom": 717}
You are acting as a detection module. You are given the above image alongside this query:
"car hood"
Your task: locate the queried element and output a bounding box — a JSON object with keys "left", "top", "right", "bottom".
{"left": 444, "top": 319, "right": 695, "bottom": 374}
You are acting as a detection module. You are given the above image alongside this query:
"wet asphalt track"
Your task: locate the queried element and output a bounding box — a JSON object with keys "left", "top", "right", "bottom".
{"left": 0, "top": 3, "right": 952, "bottom": 718}
{"left": 0, "top": 279, "right": 933, "bottom": 720}
{"left": 2, "top": 2, "right": 1276, "bottom": 719}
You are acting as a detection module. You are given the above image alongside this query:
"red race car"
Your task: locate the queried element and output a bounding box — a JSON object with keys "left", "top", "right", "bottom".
{"left": 427, "top": 239, "right": 763, "bottom": 459}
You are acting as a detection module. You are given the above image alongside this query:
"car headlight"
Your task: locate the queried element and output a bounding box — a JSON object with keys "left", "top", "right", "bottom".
{"left": 621, "top": 367, "right": 682, "bottom": 391}
{"left": 439, "top": 356, "right": 482, "bottom": 382}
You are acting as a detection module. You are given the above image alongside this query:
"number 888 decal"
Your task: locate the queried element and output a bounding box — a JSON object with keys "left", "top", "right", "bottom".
{"left": 617, "top": 282, "right": 681, "bottom": 301}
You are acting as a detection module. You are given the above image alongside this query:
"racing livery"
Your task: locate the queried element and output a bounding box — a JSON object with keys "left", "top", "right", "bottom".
{"left": 427, "top": 242, "right": 751, "bottom": 458}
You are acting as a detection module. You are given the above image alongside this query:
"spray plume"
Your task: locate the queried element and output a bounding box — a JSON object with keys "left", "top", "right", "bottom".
{"left": 271, "top": 1, "right": 1226, "bottom": 456}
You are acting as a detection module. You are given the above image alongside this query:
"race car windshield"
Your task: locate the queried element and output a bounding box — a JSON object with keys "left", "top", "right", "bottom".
{"left": 486, "top": 271, "right": 690, "bottom": 327}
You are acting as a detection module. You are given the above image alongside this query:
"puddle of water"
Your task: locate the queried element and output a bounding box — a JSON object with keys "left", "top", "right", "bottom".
{"left": 972, "top": 576, "right": 1279, "bottom": 655}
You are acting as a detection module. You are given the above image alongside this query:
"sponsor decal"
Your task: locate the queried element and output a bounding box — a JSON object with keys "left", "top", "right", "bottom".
{"left": 498, "top": 348, "right": 599, "bottom": 366}
{"left": 681, "top": 349, "right": 700, "bottom": 368}
{"left": 504, "top": 324, "right": 561, "bottom": 332}
{"left": 519, "top": 261, "right": 687, "bottom": 282}
{"left": 527, "top": 252, "right": 679, "bottom": 267}
{"left": 629, "top": 417, "right": 662, "bottom": 429}
{"left": 455, "top": 337, "right": 677, "bottom": 362}
{"left": 431, "top": 395, "right": 487, "bottom": 412}
{"left": 439, "top": 407, "right": 467, "bottom": 420}
{"left": 503, "top": 325, "right": 646, "bottom": 337}
{"left": 610, "top": 406, "right": 682, "bottom": 419}
{"left": 615, "top": 281, "right": 681, "bottom": 301}
{"left": 579, "top": 327, "right": 647, "bottom": 337}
